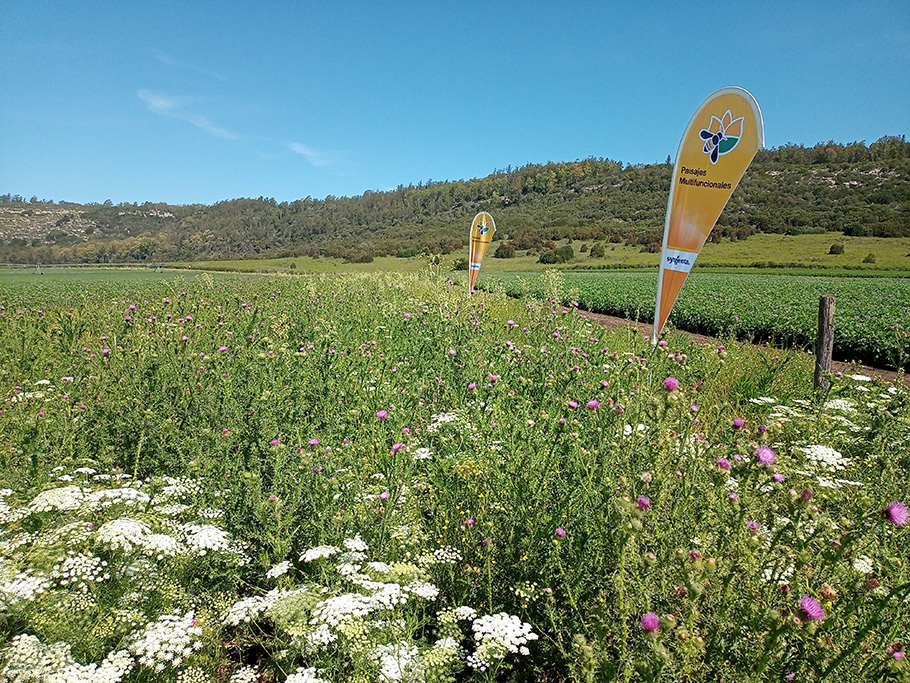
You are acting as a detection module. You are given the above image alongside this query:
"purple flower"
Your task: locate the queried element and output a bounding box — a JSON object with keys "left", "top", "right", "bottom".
{"left": 636, "top": 496, "right": 651, "bottom": 511}
{"left": 376, "top": 410, "right": 388, "bottom": 419}
{"left": 468, "top": 383, "right": 476, "bottom": 390}
{"left": 663, "top": 377, "right": 679, "bottom": 391}
{"left": 733, "top": 418, "right": 744, "bottom": 428}
{"left": 555, "top": 527, "right": 566, "bottom": 537}
{"left": 755, "top": 446, "right": 776, "bottom": 466}
{"left": 716, "top": 458, "right": 731, "bottom": 470}
{"left": 773, "top": 473, "right": 786, "bottom": 483}
{"left": 392, "top": 442, "right": 403, "bottom": 452}
{"left": 309, "top": 438, "right": 319, "bottom": 446}
{"left": 464, "top": 518, "right": 474, "bottom": 526}
{"left": 380, "top": 491, "right": 390, "bottom": 500}
{"left": 587, "top": 400, "right": 599, "bottom": 409}
{"left": 568, "top": 400, "right": 578, "bottom": 409}
{"left": 883, "top": 502, "right": 909, "bottom": 526}
{"left": 640, "top": 613, "right": 660, "bottom": 632}
{"left": 729, "top": 491, "right": 740, "bottom": 501}
{"left": 270, "top": 438, "right": 280, "bottom": 446}
{"left": 800, "top": 489, "right": 813, "bottom": 503}
{"left": 746, "top": 520, "right": 760, "bottom": 530}
{"left": 799, "top": 595, "right": 824, "bottom": 621}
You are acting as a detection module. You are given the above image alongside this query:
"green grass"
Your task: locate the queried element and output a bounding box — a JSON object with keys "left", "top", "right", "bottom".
{"left": 0, "top": 272, "right": 908, "bottom": 682}
{"left": 153, "top": 234, "right": 910, "bottom": 275}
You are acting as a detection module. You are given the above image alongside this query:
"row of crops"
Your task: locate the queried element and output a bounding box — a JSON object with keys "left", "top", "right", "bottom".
{"left": 481, "top": 271, "right": 910, "bottom": 369}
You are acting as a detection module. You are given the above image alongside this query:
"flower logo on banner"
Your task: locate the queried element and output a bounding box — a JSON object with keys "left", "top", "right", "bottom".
{"left": 699, "top": 109, "right": 744, "bottom": 164}
{"left": 475, "top": 216, "right": 491, "bottom": 235}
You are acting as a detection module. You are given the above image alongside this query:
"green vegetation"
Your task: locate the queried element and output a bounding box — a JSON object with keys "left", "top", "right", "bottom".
{"left": 1, "top": 272, "right": 908, "bottom": 682}
{"left": 479, "top": 270, "right": 910, "bottom": 370}
{"left": 1, "top": 137, "right": 907, "bottom": 265}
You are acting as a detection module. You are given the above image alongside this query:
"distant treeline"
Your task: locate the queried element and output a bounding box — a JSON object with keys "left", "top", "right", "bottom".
{"left": 1, "top": 136, "right": 907, "bottom": 265}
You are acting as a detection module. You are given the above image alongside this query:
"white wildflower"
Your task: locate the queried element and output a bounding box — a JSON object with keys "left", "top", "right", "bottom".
{"left": 301, "top": 545, "right": 341, "bottom": 562}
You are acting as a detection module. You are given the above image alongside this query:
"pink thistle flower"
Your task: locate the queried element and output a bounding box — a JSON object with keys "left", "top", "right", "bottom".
{"left": 403, "top": 312, "right": 411, "bottom": 319}
{"left": 729, "top": 492, "right": 739, "bottom": 501}
{"left": 555, "top": 527, "right": 566, "bottom": 537}
{"left": 219, "top": 346, "right": 228, "bottom": 352}
{"left": 733, "top": 418, "right": 744, "bottom": 428}
{"left": 799, "top": 595, "right": 824, "bottom": 621}
{"left": 568, "top": 400, "right": 578, "bottom": 409}
{"left": 309, "top": 438, "right": 319, "bottom": 446}
{"left": 716, "top": 458, "right": 731, "bottom": 470}
{"left": 755, "top": 446, "right": 776, "bottom": 466}
{"left": 464, "top": 518, "right": 474, "bottom": 526}
{"left": 636, "top": 496, "right": 651, "bottom": 511}
{"left": 380, "top": 491, "right": 390, "bottom": 500}
{"left": 468, "top": 383, "right": 476, "bottom": 390}
{"left": 270, "top": 438, "right": 280, "bottom": 446}
{"left": 883, "top": 502, "right": 909, "bottom": 526}
{"left": 392, "top": 442, "right": 403, "bottom": 451}
{"left": 773, "top": 473, "right": 786, "bottom": 483}
{"left": 587, "top": 400, "right": 599, "bottom": 409}
{"left": 663, "top": 377, "right": 679, "bottom": 391}
{"left": 376, "top": 410, "right": 388, "bottom": 419}
{"left": 640, "top": 613, "right": 660, "bottom": 632}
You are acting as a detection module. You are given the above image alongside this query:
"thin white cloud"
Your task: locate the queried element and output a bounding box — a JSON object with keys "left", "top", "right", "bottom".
{"left": 152, "top": 50, "right": 227, "bottom": 82}
{"left": 289, "top": 141, "right": 332, "bottom": 167}
{"left": 138, "top": 89, "right": 238, "bottom": 140}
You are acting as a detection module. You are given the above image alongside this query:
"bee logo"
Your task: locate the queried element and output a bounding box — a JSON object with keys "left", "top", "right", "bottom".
{"left": 699, "top": 109, "right": 744, "bottom": 164}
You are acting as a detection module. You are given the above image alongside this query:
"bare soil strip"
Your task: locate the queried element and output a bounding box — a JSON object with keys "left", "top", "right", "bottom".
{"left": 578, "top": 310, "right": 909, "bottom": 387}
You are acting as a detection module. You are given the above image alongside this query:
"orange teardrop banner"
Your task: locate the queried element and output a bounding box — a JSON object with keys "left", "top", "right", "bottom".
{"left": 468, "top": 212, "right": 496, "bottom": 293}
{"left": 652, "top": 87, "right": 764, "bottom": 342}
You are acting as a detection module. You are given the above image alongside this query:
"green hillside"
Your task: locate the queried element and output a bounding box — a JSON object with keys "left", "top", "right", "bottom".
{"left": 1, "top": 136, "right": 907, "bottom": 265}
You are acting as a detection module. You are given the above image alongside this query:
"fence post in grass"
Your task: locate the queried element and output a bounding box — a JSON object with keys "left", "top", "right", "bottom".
{"left": 815, "top": 295, "right": 835, "bottom": 390}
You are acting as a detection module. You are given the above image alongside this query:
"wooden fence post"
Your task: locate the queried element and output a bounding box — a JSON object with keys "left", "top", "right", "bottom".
{"left": 815, "top": 295, "right": 835, "bottom": 390}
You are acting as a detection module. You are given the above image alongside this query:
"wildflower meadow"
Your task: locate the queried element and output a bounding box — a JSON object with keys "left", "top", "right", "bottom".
{"left": 0, "top": 270, "right": 908, "bottom": 682}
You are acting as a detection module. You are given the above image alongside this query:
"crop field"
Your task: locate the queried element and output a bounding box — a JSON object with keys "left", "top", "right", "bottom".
{"left": 478, "top": 270, "right": 910, "bottom": 371}
{"left": 1, "top": 270, "right": 908, "bottom": 682}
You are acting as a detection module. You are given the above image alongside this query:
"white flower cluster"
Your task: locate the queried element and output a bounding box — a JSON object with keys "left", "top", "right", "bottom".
{"left": 374, "top": 641, "right": 418, "bottom": 681}
{"left": 182, "top": 523, "right": 232, "bottom": 555}
{"left": 95, "top": 518, "right": 152, "bottom": 552}
{"left": 0, "top": 568, "right": 53, "bottom": 611}
{"left": 310, "top": 592, "right": 376, "bottom": 628}
{"left": 153, "top": 502, "right": 192, "bottom": 516}
{"left": 467, "top": 613, "right": 538, "bottom": 670}
{"left": 301, "top": 545, "right": 341, "bottom": 562}
{"left": 266, "top": 560, "right": 291, "bottom": 579}
{"left": 229, "top": 665, "right": 260, "bottom": 683}
{"left": 431, "top": 546, "right": 462, "bottom": 564}
{"left": 85, "top": 487, "right": 150, "bottom": 509}
{"left": 802, "top": 444, "right": 851, "bottom": 472}
{"left": 142, "top": 532, "right": 185, "bottom": 559}
{"left": 127, "top": 610, "right": 203, "bottom": 672}
{"left": 28, "top": 486, "right": 86, "bottom": 513}
{"left": 1, "top": 633, "right": 134, "bottom": 683}
{"left": 853, "top": 555, "right": 874, "bottom": 575}
{"left": 427, "top": 412, "right": 458, "bottom": 432}
{"left": 52, "top": 552, "right": 110, "bottom": 592}
{"left": 343, "top": 535, "right": 369, "bottom": 552}
{"left": 285, "top": 666, "right": 331, "bottom": 683}
{"left": 412, "top": 447, "right": 433, "bottom": 461}
{"left": 224, "top": 588, "right": 288, "bottom": 626}
{"left": 157, "top": 476, "right": 204, "bottom": 501}
{"left": 0, "top": 489, "right": 29, "bottom": 525}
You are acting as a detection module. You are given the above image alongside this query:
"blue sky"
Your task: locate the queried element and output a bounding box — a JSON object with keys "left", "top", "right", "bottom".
{"left": 2, "top": 1, "right": 908, "bottom": 205}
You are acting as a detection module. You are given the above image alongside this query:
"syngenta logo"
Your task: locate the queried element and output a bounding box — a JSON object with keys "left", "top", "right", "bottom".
{"left": 698, "top": 110, "right": 744, "bottom": 164}
{"left": 667, "top": 255, "right": 691, "bottom": 267}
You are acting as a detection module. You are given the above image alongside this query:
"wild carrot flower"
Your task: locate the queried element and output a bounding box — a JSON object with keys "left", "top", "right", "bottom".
{"left": 883, "top": 502, "right": 908, "bottom": 526}
{"left": 755, "top": 446, "right": 776, "bottom": 466}
{"left": 640, "top": 613, "right": 660, "bottom": 631}
{"left": 799, "top": 595, "right": 824, "bottom": 621}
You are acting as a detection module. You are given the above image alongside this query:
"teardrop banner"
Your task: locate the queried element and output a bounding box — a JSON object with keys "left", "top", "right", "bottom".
{"left": 652, "top": 87, "right": 764, "bottom": 343}
{"left": 468, "top": 211, "right": 496, "bottom": 293}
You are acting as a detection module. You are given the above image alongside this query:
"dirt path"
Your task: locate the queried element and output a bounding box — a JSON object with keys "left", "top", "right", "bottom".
{"left": 578, "top": 310, "right": 909, "bottom": 387}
